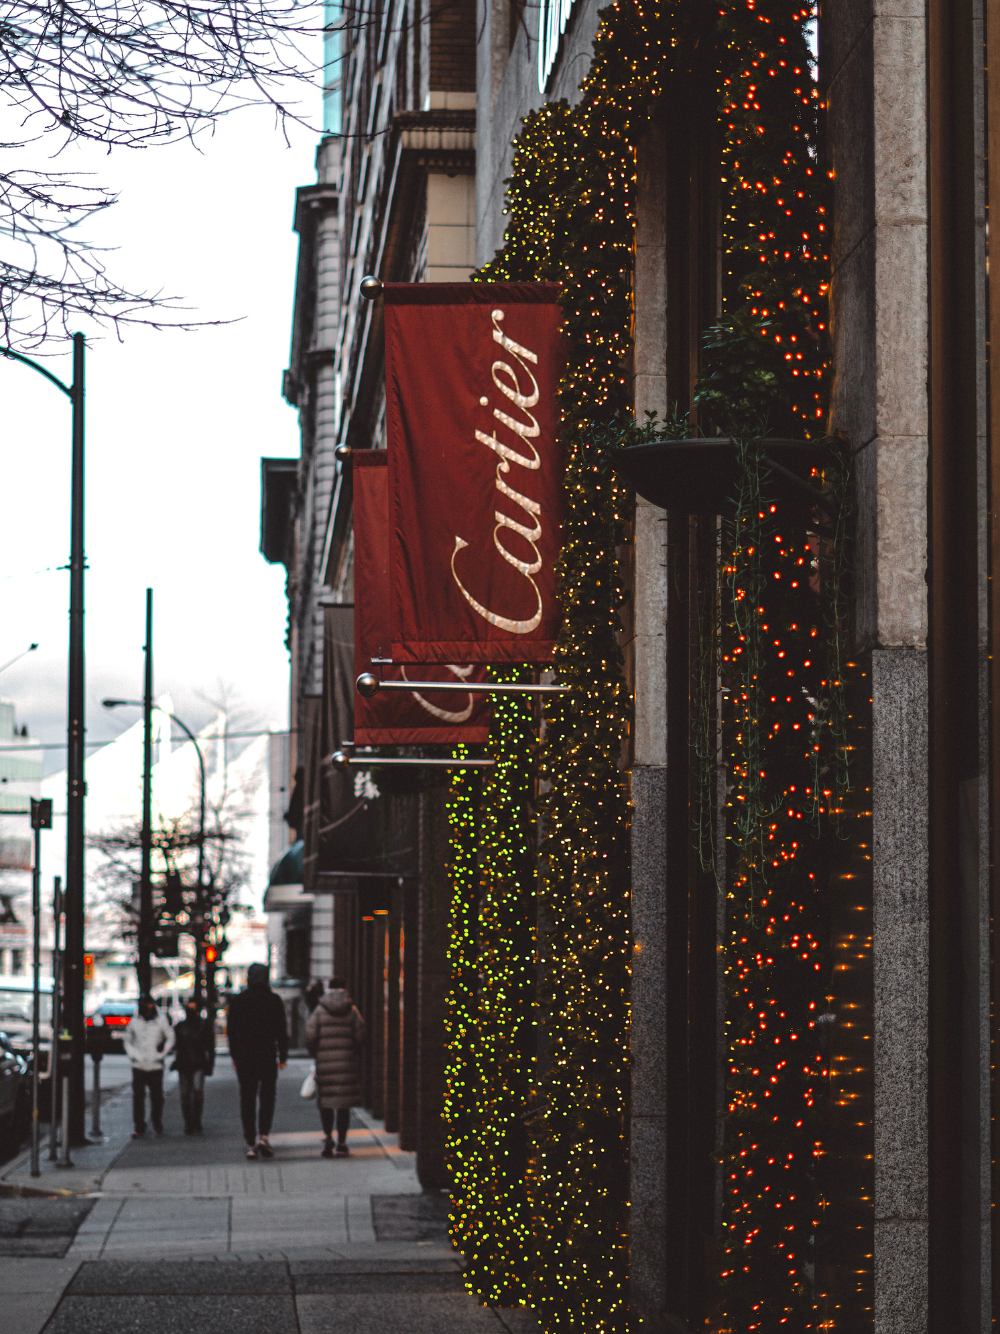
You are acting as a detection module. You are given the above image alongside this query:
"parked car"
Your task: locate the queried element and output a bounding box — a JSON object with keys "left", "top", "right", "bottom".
{"left": 0, "top": 980, "right": 53, "bottom": 1077}
{"left": 0, "top": 1032, "right": 30, "bottom": 1153}
{"left": 85, "top": 998, "right": 139, "bottom": 1054}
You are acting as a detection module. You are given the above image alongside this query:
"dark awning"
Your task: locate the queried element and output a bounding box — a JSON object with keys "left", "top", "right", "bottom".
{"left": 268, "top": 840, "right": 304, "bottom": 886}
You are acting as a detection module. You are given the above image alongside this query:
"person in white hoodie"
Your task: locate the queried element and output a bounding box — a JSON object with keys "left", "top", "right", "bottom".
{"left": 123, "top": 995, "right": 175, "bottom": 1138}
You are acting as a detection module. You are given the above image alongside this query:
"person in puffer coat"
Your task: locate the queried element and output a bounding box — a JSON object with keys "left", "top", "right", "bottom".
{"left": 305, "top": 978, "right": 365, "bottom": 1158}
{"left": 123, "top": 995, "right": 175, "bottom": 1137}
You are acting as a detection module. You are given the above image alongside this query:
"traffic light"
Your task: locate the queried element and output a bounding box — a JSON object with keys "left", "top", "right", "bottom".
{"left": 164, "top": 872, "right": 184, "bottom": 916}
{"left": 204, "top": 945, "right": 218, "bottom": 965}
{"left": 83, "top": 954, "right": 94, "bottom": 981}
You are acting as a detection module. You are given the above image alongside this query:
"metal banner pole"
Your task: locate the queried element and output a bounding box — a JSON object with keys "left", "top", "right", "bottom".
{"left": 356, "top": 673, "right": 568, "bottom": 699}
{"left": 330, "top": 751, "right": 494, "bottom": 771}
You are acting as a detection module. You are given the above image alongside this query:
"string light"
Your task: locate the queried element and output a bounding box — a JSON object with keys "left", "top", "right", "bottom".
{"left": 438, "top": 0, "right": 863, "bottom": 1328}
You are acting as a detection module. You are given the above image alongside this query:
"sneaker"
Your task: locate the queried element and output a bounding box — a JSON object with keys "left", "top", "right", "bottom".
{"left": 335, "top": 1142, "right": 349, "bottom": 1157}
{"left": 246, "top": 1144, "right": 258, "bottom": 1160}
{"left": 131, "top": 1129, "right": 145, "bottom": 1139}
{"left": 256, "top": 1136, "right": 274, "bottom": 1160}
{"left": 152, "top": 1125, "right": 164, "bottom": 1136}
{"left": 321, "top": 1138, "right": 334, "bottom": 1159}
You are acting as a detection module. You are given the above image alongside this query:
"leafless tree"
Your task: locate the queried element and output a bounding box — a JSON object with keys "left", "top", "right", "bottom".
{"left": 0, "top": 0, "right": 321, "bottom": 346}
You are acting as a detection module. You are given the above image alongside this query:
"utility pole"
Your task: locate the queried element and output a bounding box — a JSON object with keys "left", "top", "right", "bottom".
{"left": 1, "top": 333, "right": 87, "bottom": 1144}
{"left": 63, "top": 332, "right": 86, "bottom": 1145}
{"left": 138, "top": 589, "right": 154, "bottom": 996}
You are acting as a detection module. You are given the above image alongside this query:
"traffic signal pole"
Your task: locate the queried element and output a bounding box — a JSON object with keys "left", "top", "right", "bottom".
{"left": 138, "top": 590, "right": 154, "bottom": 997}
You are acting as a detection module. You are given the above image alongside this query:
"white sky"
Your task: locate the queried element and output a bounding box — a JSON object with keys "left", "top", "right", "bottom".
{"left": 0, "top": 87, "right": 321, "bottom": 768}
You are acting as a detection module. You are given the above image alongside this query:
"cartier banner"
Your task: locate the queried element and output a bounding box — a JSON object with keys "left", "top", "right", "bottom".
{"left": 353, "top": 451, "right": 490, "bottom": 745}
{"left": 385, "top": 283, "right": 564, "bottom": 663}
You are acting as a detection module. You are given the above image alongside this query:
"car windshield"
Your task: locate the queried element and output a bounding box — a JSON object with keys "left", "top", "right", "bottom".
{"left": 0, "top": 989, "right": 53, "bottom": 1025}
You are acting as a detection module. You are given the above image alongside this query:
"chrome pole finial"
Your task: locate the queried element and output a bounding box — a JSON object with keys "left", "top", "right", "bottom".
{"left": 356, "top": 673, "right": 380, "bottom": 698}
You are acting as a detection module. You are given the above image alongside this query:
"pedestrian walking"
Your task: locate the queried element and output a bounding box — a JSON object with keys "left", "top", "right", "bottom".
{"left": 123, "top": 995, "right": 175, "bottom": 1138}
{"left": 305, "top": 977, "right": 365, "bottom": 1158}
{"left": 227, "top": 962, "right": 289, "bottom": 1160}
{"left": 172, "top": 999, "right": 216, "bottom": 1135}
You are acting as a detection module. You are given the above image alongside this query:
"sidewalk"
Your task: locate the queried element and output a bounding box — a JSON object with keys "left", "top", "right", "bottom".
{"left": 0, "top": 1056, "right": 537, "bottom": 1333}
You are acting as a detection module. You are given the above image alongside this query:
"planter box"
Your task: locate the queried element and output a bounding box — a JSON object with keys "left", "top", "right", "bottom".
{"left": 609, "top": 436, "right": 833, "bottom": 515}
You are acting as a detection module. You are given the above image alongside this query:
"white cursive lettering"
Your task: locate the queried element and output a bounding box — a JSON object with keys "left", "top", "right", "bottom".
{"left": 451, "top": 309, "right": 547, "bottom": 636}
{"left": 451, "top": 536, "right": 543, "bottom": 634}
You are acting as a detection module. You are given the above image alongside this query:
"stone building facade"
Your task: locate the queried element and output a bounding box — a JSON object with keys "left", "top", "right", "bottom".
{"left": 475, "top": 0, "right": 994, "bottom": 1328}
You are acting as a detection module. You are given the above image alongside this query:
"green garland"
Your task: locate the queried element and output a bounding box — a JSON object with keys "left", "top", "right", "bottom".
{"left": 441, "top": 0, "right": 843, "bottom": 1327}
{"left": 442, "top": 756, "right": 480, "bottom": 1258}
{"left": 450, "top": 679, "right": 539, "bottom": 1304}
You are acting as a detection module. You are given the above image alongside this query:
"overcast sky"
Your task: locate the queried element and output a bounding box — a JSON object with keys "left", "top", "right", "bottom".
{"left": 0, "top": 89, "right": 320, "bottom": 770}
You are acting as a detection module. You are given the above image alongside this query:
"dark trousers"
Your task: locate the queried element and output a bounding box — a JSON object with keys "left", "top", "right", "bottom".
{"left": 132, "top": 1069, "right": 164, "bottom": 1133}
{"left": 236, "top": 1062, "right": 277, "bottom": 1144}
{"left": 178, "top": 1069, "right": 205, "bottom": 1130}
{"left": 320, "top": 1107, "right": 351, "bottom": 1143}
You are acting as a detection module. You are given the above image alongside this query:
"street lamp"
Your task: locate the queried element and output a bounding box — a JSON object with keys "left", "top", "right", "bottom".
{"left": 102, "top": 696, "right": 208, "bottom": 1004}
{"left": 0, "top": 643, "right": 38, "bottom": 677}
{"left": 1, "top": 334, "right": 87, "bottom": 1146}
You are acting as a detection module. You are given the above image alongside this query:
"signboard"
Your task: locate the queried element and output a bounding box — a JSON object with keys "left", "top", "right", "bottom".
{"left": 353, "top": 452, "right": 490, "bottom": 744}
{"left": 385, "top": 283, "right": 564, "bottom": 664}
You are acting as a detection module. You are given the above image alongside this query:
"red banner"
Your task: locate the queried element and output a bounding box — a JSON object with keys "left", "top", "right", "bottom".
{"left": 386, "top": 283, "right": 564, "bottom": 663}
{"left": 353, "top": 452, "right": 490, "bottom": 745}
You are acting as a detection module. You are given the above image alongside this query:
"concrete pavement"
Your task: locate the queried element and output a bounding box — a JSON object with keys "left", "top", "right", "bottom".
{"left": 0, "top": 1055, "right": 538, "bottom": 1332}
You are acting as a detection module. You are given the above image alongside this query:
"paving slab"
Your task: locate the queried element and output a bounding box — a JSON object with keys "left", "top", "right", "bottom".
{"left": 67, "top": 1259, "right": 291, "bottom": 1294}
{"left": 0, "top": 1197, "right": 96, "bottom": 1257}
{"left": 46, "top": 1293, "right": 298, "bottom": 1334}
{"left": 371, "top": 1190, "right": 450, "bottom": 1241}
{"left": 288, "top": 1255, "right": 463, "bottom": 1274}
{"left": 292, "top": 1270, "right": 466, "bottom": 1294}
{"left": 296, "top": 1291, "right": 510, "bottom": 1333}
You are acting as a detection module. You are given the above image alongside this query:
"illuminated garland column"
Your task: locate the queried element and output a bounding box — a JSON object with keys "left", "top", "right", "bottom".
{"left": 458, "top": 681, "right": 537, "bottom": 1303}
{"left": 443, "top": 760, "right": 480, "bottom": 1257}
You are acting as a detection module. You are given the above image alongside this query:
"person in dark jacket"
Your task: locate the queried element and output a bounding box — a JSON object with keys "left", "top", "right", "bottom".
{"left": 171, "top": 1000, "right": 216, "bottom": 1135}
{"left": 227, "top": 963, "right": 289, "bottom": 1160}
{"left": 305, "top": 977, "right": 365, "bottom": 1158}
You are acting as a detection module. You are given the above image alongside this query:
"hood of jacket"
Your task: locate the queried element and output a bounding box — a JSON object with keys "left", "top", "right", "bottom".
{"left": 319, "top": 988, "right": 352, "bottom": 1017}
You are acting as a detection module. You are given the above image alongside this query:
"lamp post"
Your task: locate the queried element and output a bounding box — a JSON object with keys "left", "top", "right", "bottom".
{"left": 102, "top": 695, "right": 208, "bottom": 1005}
{"left": 1, "top": 334, "right": 87, "bottom": 1146}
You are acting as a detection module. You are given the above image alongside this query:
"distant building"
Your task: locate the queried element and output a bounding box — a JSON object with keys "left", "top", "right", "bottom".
{"left": 42, "top": 703, "right": 276, "bottom": 1000}
{"left": 0, "top": 699, "right": 42, "bottom": 976}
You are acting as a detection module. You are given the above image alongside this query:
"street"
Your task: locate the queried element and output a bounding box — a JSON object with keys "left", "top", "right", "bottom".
{"left": 0, "top": 1056, "right": 536, "bottom": 1333}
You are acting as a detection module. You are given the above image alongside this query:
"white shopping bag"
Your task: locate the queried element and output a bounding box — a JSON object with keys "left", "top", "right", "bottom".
{"left": 300, "top": 1064, "right": 316, "bottom": 1099}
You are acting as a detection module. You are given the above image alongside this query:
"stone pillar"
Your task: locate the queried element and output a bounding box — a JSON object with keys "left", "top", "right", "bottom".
{"left": 629, "top": 126, "right": 670, "bottom": 1331}
{"left": 828, "top": 0, "right": 930, "bottom": 1322}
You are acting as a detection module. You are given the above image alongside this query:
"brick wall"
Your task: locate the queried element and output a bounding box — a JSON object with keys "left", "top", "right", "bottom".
{"left": 429, "top": 0, "right": 476, "bottom": 92}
